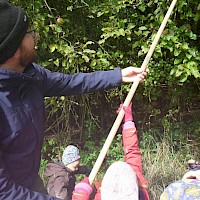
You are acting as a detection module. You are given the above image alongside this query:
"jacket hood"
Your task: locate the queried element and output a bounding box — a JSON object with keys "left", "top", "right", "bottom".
{"left": 44, "top": 162, "right": 70, "bottom": 177}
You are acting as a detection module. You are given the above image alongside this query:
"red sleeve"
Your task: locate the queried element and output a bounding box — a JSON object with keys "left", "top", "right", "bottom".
{"left": 122, "top": 128, "right": 142, "bottom": 173}
{"left": 122, "top": 128, "right": 150, "bottom": 200}
{"left": 141, "top": 188, "right": 150, "bottom": 200}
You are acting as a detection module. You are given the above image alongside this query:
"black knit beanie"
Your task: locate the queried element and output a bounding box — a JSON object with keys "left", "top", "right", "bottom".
{"left": 0, "top": 0, "right": 29, "bottom": 64}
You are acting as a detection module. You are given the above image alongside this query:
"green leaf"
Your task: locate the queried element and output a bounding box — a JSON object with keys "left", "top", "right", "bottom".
{"left": 186, "top": 62, "right": 200, "bottom": 78}
{"left": 85, "top": 41, "right": 95, "bottom": 45}
{"left": 132, "top": 41, "right": 140, "bottom": 48}
{"left": 141, "top": 46, "right": 149, "bottom": 54}
{"left": 49, "top": 44, "right": 57, "bottom": 53}
{"left": 116, "top": 28, "right": 125, "bottom": 36}
{"left": 134, "top": 30, "right": 142, "bottom": 36}
{"left": 191, "top": 67, "right": 200, "bottom": 78}
{"left": 53, "top": 58, "right": 59, "bottom": 67}
{"left": 182, "top": 43, "right": 189, "bottom": 50}
{"left": 174, "top": 58, "right": 182, "bottom": 65}
{"left": 138, "top": 4, "right": 146, "bottom": 12}
{"left": 127, "top": 23, "right": 135, "bottom": 30}
{"left": 174, "top": 49, "right": 181, "bottom": 57}
{"left": 170, "top": 68, "right": 176, "bottom": 76}
{"left": 62, "top": 60, "right": 67, "bottom": 67}
{"left": 186, "top": 53, "right": 192, "bottom": 59}
{"left": 138, "top": 50, "right": 143, "bottom": 57}
{"left": 90, "top": 60, "right": 97, "bottom": 67}
{"left": 139, "top": 26, "right": 147, "bottom": 31}
{"left": 83, "top": 49, "right": 96, "bottom": 54}
{"left": 97, "top": 11, "right": 104, "bottom": 17}
{"left": 55, "top": 26, "right": 62, "bottom": 33}
{"left": 82, "top": 55, "right": 90, "bottom": 62}
{"left": 67, "top": 6, "right": 73, "bottom": 11}
{"left": 176, "top": 70, "right": 183, "bottom": 77}
{"left": 165, "top": 34, "right": 171, "bottom": 41}
{"left": 88, "top": 15, "right": 95, "bottom": 19}
{"left": 171, "top": 36, "right": 179, "bottom": 43}
{"left": 189, "top": 32, "right": 197, "bottom": 40}
{"left": 179, "top": 74, "right": 188, "bottom": 82}
{"left": 98, "top": 39, "right": 106, "bottom": 45}
{"left": 188, "top": 49, "right": 197, "bottom": 57}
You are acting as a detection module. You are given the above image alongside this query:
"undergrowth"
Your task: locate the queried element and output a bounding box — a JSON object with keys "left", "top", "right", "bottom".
{"left": 40, "top": 122, "right": 200, "bottom": 200}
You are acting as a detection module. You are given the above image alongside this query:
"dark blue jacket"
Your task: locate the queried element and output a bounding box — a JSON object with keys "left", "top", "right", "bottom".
{"left": 0, "top": 63, "right": 121, "bottom": 200}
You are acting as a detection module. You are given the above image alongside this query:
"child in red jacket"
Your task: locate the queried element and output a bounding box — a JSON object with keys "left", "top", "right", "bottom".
{"left": 72, "top": 102, "right": 150, "bottom": 200}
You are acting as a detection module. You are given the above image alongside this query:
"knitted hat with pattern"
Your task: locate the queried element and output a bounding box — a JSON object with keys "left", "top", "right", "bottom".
{"left": 0, "top": 0, "right": 29, "bottom": 64}
{"left": 62, "top": 145, "right": 81, "bottom": 166}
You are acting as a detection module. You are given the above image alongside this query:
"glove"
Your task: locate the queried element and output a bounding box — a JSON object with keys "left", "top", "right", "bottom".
{"left": 117, "top": 102, "right": 133, "bottom": 123}
{"left": 72, "top": 177, "right": 93, "bottom": 200}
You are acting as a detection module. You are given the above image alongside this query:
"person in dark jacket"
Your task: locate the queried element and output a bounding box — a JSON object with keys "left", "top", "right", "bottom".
{"left": 44, "top": 145, "right": 91, "bottom": 200}
{"left": 0, "top": 1, "right": 147, "bottom": 199}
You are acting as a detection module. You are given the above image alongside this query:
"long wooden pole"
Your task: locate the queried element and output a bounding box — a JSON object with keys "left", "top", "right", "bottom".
{"left": 89, "top": 0, "right": 178, "bottom": 184}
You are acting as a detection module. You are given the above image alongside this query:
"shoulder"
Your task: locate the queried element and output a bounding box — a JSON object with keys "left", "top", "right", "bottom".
{"left": 161, "top": 179, "right": 200, "bottom": 200}
{"left": 32, "top": 62, "right": 44, "bottom": 70}
{"left": 31, "top": 63, "right": 50, "bottom": 74}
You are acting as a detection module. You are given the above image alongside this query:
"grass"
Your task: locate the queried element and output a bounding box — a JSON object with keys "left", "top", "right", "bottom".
{"left": 40, "top": 125, "right": 199, "bottom": 200}
{"left": 141, "top": 131, "right": 199, "bottom": 200}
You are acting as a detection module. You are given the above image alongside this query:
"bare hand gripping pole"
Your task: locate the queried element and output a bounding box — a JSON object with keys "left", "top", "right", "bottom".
{"left": 89, "top": 0, "right": 178, "bottom": 184}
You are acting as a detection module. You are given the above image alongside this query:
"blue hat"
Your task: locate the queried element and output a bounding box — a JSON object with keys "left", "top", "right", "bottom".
{"left": 62, "top": 145, "right": 81, "bottom": 166}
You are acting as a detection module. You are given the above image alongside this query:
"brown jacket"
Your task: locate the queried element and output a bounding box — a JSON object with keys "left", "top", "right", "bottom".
{"left": 44, "top": 162, "right": 90, "bottom": 200}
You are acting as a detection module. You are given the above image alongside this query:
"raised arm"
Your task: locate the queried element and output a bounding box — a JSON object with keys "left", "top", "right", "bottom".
{"left": 119, "top": 103, "right": 149, "bottom": 189}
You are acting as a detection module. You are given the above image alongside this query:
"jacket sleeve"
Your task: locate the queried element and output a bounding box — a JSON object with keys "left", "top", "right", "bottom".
{"left": 0, "top": 147, "right": 60, "bottom": 200}
{"left": 122, "top": 128, "right": 150, "bottom": 200}
{"left": 122, "top": 128, "right": 143, "bottom": 173}
{"left": 33, "top": 64, "right": 122, "bottom": 97}
{"left": 72, "top": 191, "right": 90, "bottom": 200}
{"left": 48, "top": 177, "right": 68, "bottom": 200}
{"left": 75, "top": 166, "right": 91, "bottom": 175}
